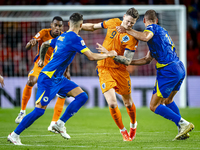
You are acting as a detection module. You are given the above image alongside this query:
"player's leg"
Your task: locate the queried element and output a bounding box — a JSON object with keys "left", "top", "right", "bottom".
{"left": 52, "top": 79, "right": 88, "bottom": 139}
{"left": 48, "top": 95, "right": 65, "bottom": 133}
{"left": 104, "top": 88, "right": 130, "bottom": 141}
{"left": 8, "top": 74, "right": 56, "bottom": 145}
{"left": 15, "top": 64, "right": 42, "bottom": 124}
{"left": 122, "top": 94, "right": 137, "bottom": 141}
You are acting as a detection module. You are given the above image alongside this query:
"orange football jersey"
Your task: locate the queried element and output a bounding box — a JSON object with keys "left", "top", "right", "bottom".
{"left": 33, "top": 28, "right": 63, "bottom": 65}
{"left": 97, "top": 18, "right": 138, "bottom": 70}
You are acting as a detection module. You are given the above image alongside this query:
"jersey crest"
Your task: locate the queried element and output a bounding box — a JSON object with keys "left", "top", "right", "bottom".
{"left": 122, "top": 35, "right": 130, "bottom": 42}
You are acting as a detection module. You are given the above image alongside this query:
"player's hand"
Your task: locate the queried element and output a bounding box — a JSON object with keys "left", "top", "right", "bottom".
{"left": 116, "top": 26, "right": 126, "bottom": 33}
{"left": 108, "top": 50, "right": 117, "bottom": 57}
{"left": 96, "top": 43, "right": 109, "bottom": 53}
{"left": 29, "top": 38, "right": 40, "bottom": 46}
{"left": 0, "top": 75, "right": 5, "bottom": 87}
{"left": 38, "top": 59, "right": 44, "bottom": 68}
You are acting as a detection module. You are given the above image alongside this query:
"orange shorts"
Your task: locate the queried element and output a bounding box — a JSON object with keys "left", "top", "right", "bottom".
{"left": 97, "top": 67, "right": 131, "bottom": 95}
{"left": 28, "top": 62, "right": 44, "bottom": 78}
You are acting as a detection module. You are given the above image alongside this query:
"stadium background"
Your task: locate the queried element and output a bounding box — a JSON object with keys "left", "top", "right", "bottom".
{"left": 0, "top": 0, "right": 200, "bottom": 108}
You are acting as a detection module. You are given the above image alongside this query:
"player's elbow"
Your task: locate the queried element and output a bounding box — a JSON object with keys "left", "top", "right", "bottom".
{"left": 87, "top": 56, "right": 95, "bottom": 61}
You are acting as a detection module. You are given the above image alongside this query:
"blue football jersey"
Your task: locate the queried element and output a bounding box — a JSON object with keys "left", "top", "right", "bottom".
{"left": 41, "top": 31, "right": 89, "bottom": 78}
{"left": 144, "top": 24, "right": 179, "bottom": 69}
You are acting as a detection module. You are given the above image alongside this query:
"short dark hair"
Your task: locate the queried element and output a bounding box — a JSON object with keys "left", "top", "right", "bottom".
{"left": 144, "top": 10, "right": 158, "bottom": 22}
{"left": 126, "top": 7, "right": 139, "bottom": 20}
{"left": 52, "top": 16, "right": 63, "bottom": 22}
{"left": 69, "top": 13, "right": 83, "bottom": 23}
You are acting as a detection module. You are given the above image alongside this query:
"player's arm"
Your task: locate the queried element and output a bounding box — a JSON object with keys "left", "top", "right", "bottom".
{"left": 0, "top": 75, "right": 4, "bottom": 87}
{"left": 113, "top": 50, "right": 134, "bottom": 65}
{"left": 81, "top": 23, "right": 102, "bottom": 31}
{"left": 130, "top": 51, "right": 153, "bottom": 65}
{"left": 116, "top": 26, "right": 153, "bottom": 42}
{"left": 25, "top": 38, "right": 40, "bottom": 50}
{"left": 37, "top": 40, "right": 52, "bottom": 67}
{"left": 63, "top": 65, "right": 71, "bottom": 80}
{"left": 83, "top": 43, "right": 117, "bottom": 61}
{"left": 96, "top": 43, "right": 134, "bottom": 65}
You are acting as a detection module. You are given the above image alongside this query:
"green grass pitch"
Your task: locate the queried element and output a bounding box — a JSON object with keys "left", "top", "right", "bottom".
{"left": 0, "top": 107, "right": 199, "bottom": 150}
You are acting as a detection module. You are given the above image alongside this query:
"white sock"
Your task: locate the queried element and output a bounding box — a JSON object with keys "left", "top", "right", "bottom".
{"left": 178, "top": 118, "right": 189, "bottom": 126}
{"left": 130, "top": 121, "right": 137, "bottom": 129}
{"left": 120, "top": 127, "right": 126, "bottom": 132}
{"left": 20, "top": 110, "right": 26, "bottom": 114}
{"left": 11, "top": 131, "right": 19, "bottom": 137}
{"left": 57, "top": 119, "right": 65, "bottom": 126}
{"left": 50, "top": 121, "right": 56, "bottom": 126}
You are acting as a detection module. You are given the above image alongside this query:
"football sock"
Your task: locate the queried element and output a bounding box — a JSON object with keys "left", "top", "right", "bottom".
{"left": 109, "top": 106, "right": 124, "bottom": 130}
{"left": 52, "top": 97, "right": 65, "bottom": 122}
{"left": 14, "top": 107, "right": 45, "bottom": 135}
{"left": 155, "top": 104, "right": 181, "bottom": 126}
{"left": 130, "top": 121, "right": 137, "bottom": 129}
{"left": 120, "top": 127, "right": 127, "bottom": 132}
{"left": 21, "top": 84, "right": 33, "bottom": 110}
{"left": 166, "top": 101, "right": 181, "bottom": 117}
{"left": 126, "top": 103, "right": 136, "bottom": 124}
{"left": 60, "top": 92, "right": 88, "bottom": 123}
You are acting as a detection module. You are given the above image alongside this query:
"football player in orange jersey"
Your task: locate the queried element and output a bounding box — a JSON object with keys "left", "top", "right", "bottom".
{"left": 82, "top": 8, "right": 139, "bottom": 141}
{"left": 15, "top": 16, "right": 67, "bottom": 133}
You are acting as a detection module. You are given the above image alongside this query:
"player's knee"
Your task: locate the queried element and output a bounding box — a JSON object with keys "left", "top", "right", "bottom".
{"left": 77, "top": 92, "right": 88, "bottom": 105}
{"left": 150, "top": 105, "right": 156, "bottom": 112}
{"left": 27, "top": 79, "right": 37, "bottom": 86}
{"left": 109, "top": 103, "right": 118, "bottom": 109}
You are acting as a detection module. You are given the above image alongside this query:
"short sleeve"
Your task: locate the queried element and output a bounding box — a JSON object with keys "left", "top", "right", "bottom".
{"left": 72, "top": 36, "right": 90, "bottom": 54}
{"left": 33, "top": 29, "right": 45, "bottom": 40}
{"left": 102, "top": 19, "right": 114, "bottom": 29}
{"left": 144, "top": 25, "right": 155, "bottom": 35}
{"left": 49, "top": 36, "right": 58, "bottom": 49}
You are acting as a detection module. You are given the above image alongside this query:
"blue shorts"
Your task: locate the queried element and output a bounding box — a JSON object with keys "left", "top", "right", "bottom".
{"left": 36, "top": 73, "right": 78, "bottom": 106}
{"left": 153, "top": 61, "right": 185, "bottom": 98}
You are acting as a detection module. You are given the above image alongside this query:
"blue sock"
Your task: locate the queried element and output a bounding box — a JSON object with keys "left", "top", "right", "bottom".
{"left": 154, "top": 104, "right": 181, "bottom": 126}
{"left": 166, "top": 101, "right": 181, "bottom": 117}
{"left": 60, "top": 92, "right": 88, "bottom": 123}
{"left": 14, "top": 107, "right": 45, "bottom": 135}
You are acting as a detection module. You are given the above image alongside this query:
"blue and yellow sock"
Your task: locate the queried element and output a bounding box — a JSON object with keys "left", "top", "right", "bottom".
{"left": 60, "top": 92, "right": 88, "bottom": 123}
{"left": 14, "top": 107, "right": 45, "bottom": 135}
{"left": 155, "top": 104, "right": 181, "bottom": 126}
{"left": 166, "top": 101, "right": 181, "bottom": 117}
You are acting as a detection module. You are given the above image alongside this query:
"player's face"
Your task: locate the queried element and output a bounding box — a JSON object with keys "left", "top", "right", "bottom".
{"left": 122, "top": 15, "right": 137, "bottom": 30}
{"left": 51, "top": 20, "right": 63, "bottom": 37}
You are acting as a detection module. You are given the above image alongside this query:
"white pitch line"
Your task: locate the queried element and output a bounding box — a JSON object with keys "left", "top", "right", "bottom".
{"left": 0, "top": 144, "right": 200, "bottom": 149}
{"left": 1, "top": 130, "right": 199, "bottom": 139}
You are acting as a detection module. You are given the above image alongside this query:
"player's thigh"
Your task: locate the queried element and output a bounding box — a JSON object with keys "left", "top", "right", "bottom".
{"left": 112, "top": 69, "right": 131, "bottom": 95}
{"left": 58, "top": 78, "right": 82, "bottom": 98}
{"left": 164, "top": 91, "right": 178, "bottom": 105}
{"left": 97, "top": 68, "right": 117, "bottom": 93}
{"left": 28, "top": 62, "right": 43, "bottom": 78}
{"left": 36, "top": 74, "right": 59, "bottom": 106}
{"left": 103, "top": 88, "right": 118, "bottom": 107}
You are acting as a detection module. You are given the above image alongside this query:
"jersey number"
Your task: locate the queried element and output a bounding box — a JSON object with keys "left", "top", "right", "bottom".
{"left": 165, "top": 34, "right": 175, "bottom": 51}
{"left": 110, "top": 31, "right": 116, "bottom": 39}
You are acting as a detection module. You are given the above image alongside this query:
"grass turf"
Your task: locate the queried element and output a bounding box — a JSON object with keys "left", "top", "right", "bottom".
{"left": 0, "top": 107, "right": 199, "bottom": 150}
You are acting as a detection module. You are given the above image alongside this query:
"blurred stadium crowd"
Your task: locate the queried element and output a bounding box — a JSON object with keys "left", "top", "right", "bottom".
{"left": 0, "top": 0, "right": 200, "bottom": 76}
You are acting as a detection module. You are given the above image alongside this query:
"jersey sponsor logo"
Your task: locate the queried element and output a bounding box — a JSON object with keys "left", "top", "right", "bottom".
{"left": 102, "top": 83, "right": 106, "bottom": 89}
{"left": 35, "top": 33, "right": 40, "bottom": 38}
{"left": 58, "top": 36, "right": 64, "bottom": 41}
{"left": 122, "top": 35, "right": 130, "bottom": 42}
{"left": 43, "top": 96, "right": 49, "bottom": 102}
{"left": 81, "top": 40, "right": 86, "bottom": 46}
